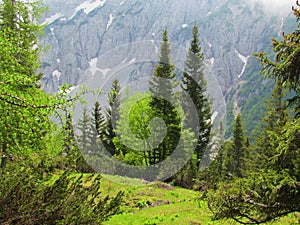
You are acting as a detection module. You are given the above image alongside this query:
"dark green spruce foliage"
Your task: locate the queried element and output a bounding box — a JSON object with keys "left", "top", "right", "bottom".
{"left": 181, "top": 25, "right": 212, "bottom": 167}
{"left": 255, "top": 82, "right": 289, "bottom": 169}
{"left": 219, "top": 114, "right": 248, "bottom": 178}
{"left": 102, "top": 79, "right": 121, "bottom": 156}
{"left": 94, "top": 101, "right": 105, "bottom": 137}
{"left": 149, "top": 30, "right": 181, "bottom": 164}
{"left": 231, "top": 114, "right": 247, "bottom": 177}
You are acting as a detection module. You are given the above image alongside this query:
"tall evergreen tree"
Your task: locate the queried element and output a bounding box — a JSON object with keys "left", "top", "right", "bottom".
{"left": 255, "top": 82, "right": 289, "bottom": 169}
{"left": 148, "top": 29, "right": 181, "bottom": 164}
{"left": 94, "top": 101, "right": 105, "bottom": 137}
{"left": 102, "top": 79, "right": 121, "bottom": 156}
{"left": 232, "top": 114, "right": 246, "bottom": 177}
{"left": 222, "top": 114, "right": 247, "bottom": 178}
{"left": 181, "top": 25, "right": 212, "bottom": 167}
{"left": 77, "top": 108, "right": 92, "bottom": 154}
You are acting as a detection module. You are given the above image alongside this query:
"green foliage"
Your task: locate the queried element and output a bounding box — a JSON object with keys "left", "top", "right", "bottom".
{"left": 114, "top": 92, "right": 153, "bottom": 165}
{"left": 255, "top": 2, "right": 300, "bottom": 115}
{"left": 0, "top": 0, "right": 83, "bottom": 168}
{"left": 148, "top": 30, "right": 181, "bottom": 164}
{"left": 181, "top": 25, "right": 212, "bottom": 167}
{"left": 207, "top": 3, "right": 300, "bottom": 223}
{"left": 102, "top": 79, "right": 121, "bottom": 156}
{"left": 207, "top": 170, "right": 300, "bottom": 224}
{"left": 0, "top": 165, "right": 123, "bottom": 225}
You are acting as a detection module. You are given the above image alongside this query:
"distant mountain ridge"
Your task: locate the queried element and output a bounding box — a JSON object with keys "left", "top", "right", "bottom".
{"left": 40, "top": 0, "right": 296, "bottom": 133}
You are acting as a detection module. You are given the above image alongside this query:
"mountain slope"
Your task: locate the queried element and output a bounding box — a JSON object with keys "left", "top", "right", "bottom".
{"left": 40, "top": 0, "right": 296, "bottom": 134}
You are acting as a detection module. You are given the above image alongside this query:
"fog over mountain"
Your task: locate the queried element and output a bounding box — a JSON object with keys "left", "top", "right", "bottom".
{"left": 250, "top": 0, "right": 294, "bottom": 15}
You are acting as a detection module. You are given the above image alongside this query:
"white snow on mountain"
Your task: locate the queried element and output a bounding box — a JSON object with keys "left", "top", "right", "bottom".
{"left": 182, "top": 24, "right": 188, "bottom": 28}
{"left": 52, "top": 69, "right": 62, "bottom": 80}
{"left": 106, "top": 13, "right": 114, "bottom": 30}
{"left": 235, "top": 49, "right": 248, "bottom": 63}
{"left": 42, "top": 12, "right": 63, "bottom": 25}
{"left": 120, "top": 0, "right": 126, "bottom": 6}
{"left": 70, "top": 0, "right": 106, "bottom": 19}
{"left": 88, "top": 58, "right": 111, "bottom": 78}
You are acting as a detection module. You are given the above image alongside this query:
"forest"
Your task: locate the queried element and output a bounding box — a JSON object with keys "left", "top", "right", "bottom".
{"left": 0, "top": 0, "right": 299, "bottom": 224}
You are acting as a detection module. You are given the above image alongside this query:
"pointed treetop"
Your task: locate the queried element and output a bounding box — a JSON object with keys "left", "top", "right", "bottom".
{"left": 190, "top": 25, "right": 201, "bottom": 54}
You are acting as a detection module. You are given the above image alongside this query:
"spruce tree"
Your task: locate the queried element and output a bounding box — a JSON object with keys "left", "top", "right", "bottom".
{"left": 102, "top": 79, "right": 121, "bottom": 156}
{"left": 232, "top": 114, "right": 245, "bottom": 177}
{"left": 149, "top": 29, "right": 181, "bottom": 164}
{"left": 223, "top": 114, "right": 247, "bottom": 178}
{"left": 181, "top": 25, "right": 212, "bottom": 167}
{"left": 94, "top": 101, "right": 105, "bottom": 137}
{"left": 77, "top": 108, "right": 92, "bottom": 154}
{"left": 255, "top": 81, "right": 288, "bottom": 169}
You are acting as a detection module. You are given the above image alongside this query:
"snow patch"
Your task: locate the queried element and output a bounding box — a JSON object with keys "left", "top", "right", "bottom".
{"left": 70, "top": 0, "right": 106, "bottom": 19}
{"left": 120, "top": 0, "right": 126, "bottom": 6}
{"left": 59, "top": 85, "right": 79, "bottom": 95}
{"left": 207, "top": 41, "right": 212, "bottom": 48}
{"left": 52, "top": 70, "right": 62, "bottom": 80}
{"left": 207, "top": 11, "right": 212, "bottom": 16}
{"left": 42, "top": 13, "right": 63, "bottom": 26}
{"left": 235, "top": 49, "right": 248, "bottom": 64}
{"left": 66, "top": 86, "right": 78, "bottom": 94}
{"left": 279, "top": 17, "right": 284, "bottom": 36}
{"left": 99, "top": 68, "right": 111, "bottom": 77}
{"left": 151, "top": 40, "right": 159, "bottom": 54}
{"left": 106, "top": 13, "right": 114, "bottom": 30}
{"left": 50, "top": 28, "right": 55, "bottom": 35}
{"left": 207, "top": 57, "right": 215, "bottom": 65}
{"left": 57, "top": 58, "right": 60, "bottom": 63}
{"left": 88, "top": 58, "right": 111, "bottom": 78}
{"left": 129, "top": 58, "right": 136, "bottom": 64}
{"left": 235, "top": 49, "right": 249, "bottom": 77}
{"left": 239, "top": 59, "right": 249, "bottom": 77}
{"left": 182, "top": 24, "right": 188, "bottom": 28}
{"left": 89, "top": 58, "right": 99, "bottom": 75}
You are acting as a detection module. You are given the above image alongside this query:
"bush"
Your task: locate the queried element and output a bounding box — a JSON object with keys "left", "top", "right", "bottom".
{"left": 0, "top": 164, "right": 123, "bottom": 225}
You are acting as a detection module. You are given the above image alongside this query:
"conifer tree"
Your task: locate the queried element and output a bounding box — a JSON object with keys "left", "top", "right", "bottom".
{"left": 222, "top": 114, "right": 247, "bottom": 178}
{"left": 255, "top": 82, "right": 288, "bottom": 169}
{"left": 231, "top": 114, "right": 246, "bottom": 177}
{"left": 77, "top": 108, "right": 92, "bottom": 154}
{"left": 94, "top": 101, "right": 105, "bottom": 137}
{"left": 149, "top": 29, "right": 181, "bottom": 164}
{"left": 102, "top": 79, "right": 121, "bottom": 156}
{"left": 181, "top": 25, "right": 212, "bottom": 167}
{"left": 0, "top": 0, "right": 55, "bottom": 168}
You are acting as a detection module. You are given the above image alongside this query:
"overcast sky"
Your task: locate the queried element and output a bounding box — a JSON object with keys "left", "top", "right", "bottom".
{"left": 250, "top": 0, "right": 295, "bottom": 15}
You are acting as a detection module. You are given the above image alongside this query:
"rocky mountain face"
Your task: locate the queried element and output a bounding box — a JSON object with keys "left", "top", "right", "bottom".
{"left": 40, "top": 0, "right": 295, "bottom": 132}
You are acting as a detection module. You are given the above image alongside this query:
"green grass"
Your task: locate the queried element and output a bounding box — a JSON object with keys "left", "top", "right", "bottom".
{"left": 99, "top": 175, "right": 299, "bottom": 225}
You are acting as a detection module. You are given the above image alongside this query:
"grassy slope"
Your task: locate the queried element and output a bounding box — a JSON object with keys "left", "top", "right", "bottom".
{"left": 100, "top": 175, "right": 299, "bottom": 225}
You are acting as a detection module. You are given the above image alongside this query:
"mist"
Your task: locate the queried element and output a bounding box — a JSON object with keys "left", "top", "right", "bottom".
{"left": 250, "top": 0, "right": 295, "bottom": 15}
